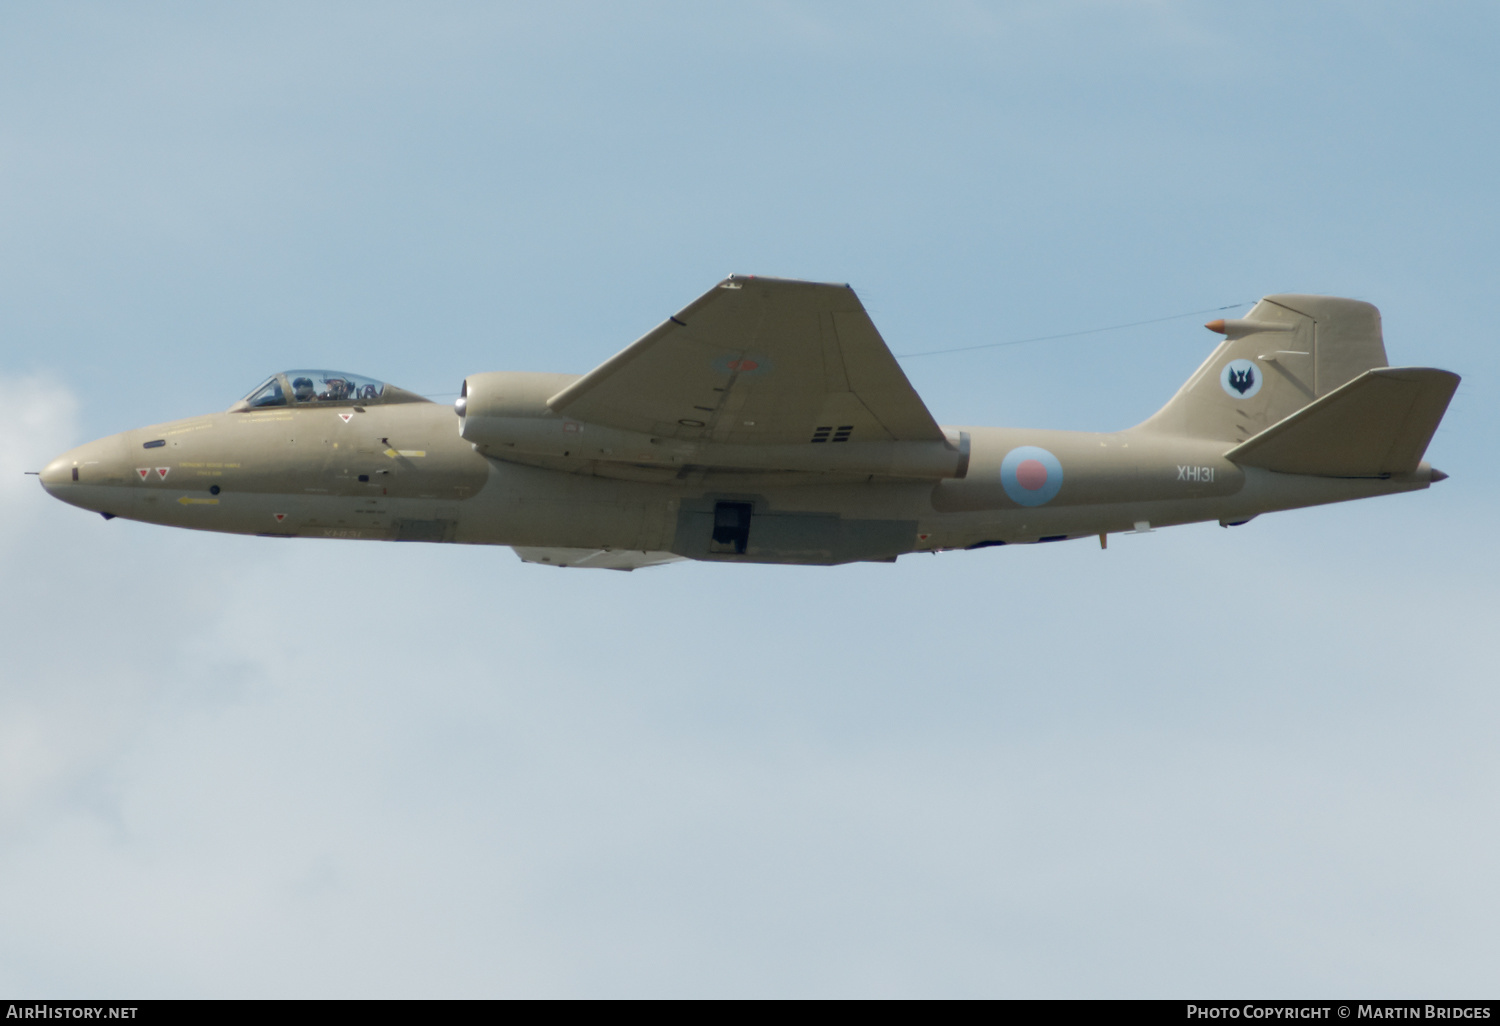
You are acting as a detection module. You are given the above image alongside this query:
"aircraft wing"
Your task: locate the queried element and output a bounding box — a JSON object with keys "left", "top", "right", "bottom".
{"left": 546, "top": 276, "right": 944, "bottom": 446}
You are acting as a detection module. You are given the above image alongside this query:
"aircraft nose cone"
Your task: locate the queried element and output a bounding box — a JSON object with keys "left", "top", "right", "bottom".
{"left": 39, "top": 454, "right": 74, "bottom": 495}
{"left": 38, "top": 435, "right": 131, "bottom": 514}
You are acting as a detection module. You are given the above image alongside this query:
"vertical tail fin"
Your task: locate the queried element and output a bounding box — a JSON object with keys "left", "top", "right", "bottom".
{"left": 1137, "top": 294, "right": 1389, "bottom": 443}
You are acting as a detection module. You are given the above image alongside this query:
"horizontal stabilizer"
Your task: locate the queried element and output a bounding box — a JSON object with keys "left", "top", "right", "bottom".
{"left": 1225, "top": 367, "right": 1459, "bottom": 476}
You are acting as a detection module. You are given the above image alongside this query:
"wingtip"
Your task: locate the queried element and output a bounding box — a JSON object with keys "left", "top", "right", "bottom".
{"left": 1430, "top": 467, "right": 1449, "bottom": 483}
{"left": 1204, "top": 319, "right": 1227, "bottom": 334}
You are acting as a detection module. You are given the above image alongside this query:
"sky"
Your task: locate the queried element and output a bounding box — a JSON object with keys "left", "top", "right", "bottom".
{"left": 2, "top": 1, "right": 1498, "bottom": 998}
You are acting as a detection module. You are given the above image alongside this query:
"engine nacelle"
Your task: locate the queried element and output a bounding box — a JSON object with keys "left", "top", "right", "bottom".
{"left": 457, "top": 371, "right": 584, "bottom": 457}
{"left": 458, "top": 371, "right": 657, "bottom": 462}
{"left": 456, "top": 371, "right": 580, "bottom": 422}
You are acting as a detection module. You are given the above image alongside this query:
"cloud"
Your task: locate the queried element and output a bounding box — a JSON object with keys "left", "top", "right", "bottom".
{"left": 0, "top": 371, "right": 76, "bottom": 524}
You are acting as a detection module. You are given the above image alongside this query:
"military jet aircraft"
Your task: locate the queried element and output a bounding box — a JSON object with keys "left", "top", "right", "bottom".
{"left": 38, "top": 275, "right": 1458, "bottom": 569}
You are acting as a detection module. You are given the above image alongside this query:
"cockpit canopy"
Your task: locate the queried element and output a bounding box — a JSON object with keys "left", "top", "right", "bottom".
{"left": 232, "top": 370, "right": 427, "bottom": 411}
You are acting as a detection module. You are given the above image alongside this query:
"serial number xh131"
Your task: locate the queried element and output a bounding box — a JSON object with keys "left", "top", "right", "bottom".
{"left": 40, "top": 276, "right": 1459, "bottom": 570}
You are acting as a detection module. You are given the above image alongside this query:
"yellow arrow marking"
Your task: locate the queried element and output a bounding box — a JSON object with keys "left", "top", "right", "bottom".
{"left": 383, "top": 449, "right": 427, "bottom": 458}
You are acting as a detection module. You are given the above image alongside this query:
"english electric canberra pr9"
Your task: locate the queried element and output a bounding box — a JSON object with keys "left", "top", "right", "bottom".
{"left": 40, "top": 276, "right": 1459, "bottom": 569}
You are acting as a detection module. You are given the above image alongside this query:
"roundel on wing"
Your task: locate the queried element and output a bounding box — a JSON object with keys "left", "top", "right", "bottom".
{"left": 1220, "top": 358, "right": 1262, "bottom": 399}
{"left": 713, "top": 353, "right": 772, "bottom": 377}
{"left": 1000, "top": 446, "right": 1063, "bottom": 507}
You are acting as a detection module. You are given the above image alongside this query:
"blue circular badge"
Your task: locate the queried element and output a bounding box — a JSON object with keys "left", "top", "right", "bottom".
{"left": 1220, "top": 359, "right": 1262, "bottom": 399}
{"left": 1000, "top": 446, "right": 1063, "bottom": 507}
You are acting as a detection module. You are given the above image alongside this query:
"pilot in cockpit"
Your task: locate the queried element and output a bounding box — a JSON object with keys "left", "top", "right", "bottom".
{"left": 292, "top": 376, "right": 316, "bottom": 403}
{"left": 321, "top": 378, "right": 351, "bottom": 401}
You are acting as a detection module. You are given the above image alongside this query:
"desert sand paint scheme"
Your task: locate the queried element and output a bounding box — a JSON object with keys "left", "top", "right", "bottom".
{"left": 39, "top": 276, "right": 1459, "bottom": 569}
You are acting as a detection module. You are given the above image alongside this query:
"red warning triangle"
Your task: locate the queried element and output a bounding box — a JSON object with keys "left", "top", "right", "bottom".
{"left": 155, "top": 467, "right": 170, "bottom": 480}
{"left": 136, "top": 468, "right": 150, "bottom": 480}
{"left": 274, "top": 513, "right": 286, "bottom": 522}
{"left": 339, "top": 412, "right": 353, "bottom": 423}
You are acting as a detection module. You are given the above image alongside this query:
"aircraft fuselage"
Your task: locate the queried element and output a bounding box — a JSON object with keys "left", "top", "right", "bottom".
{"left": 39, "top": 399, "right": 1435, "bottom": 563}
